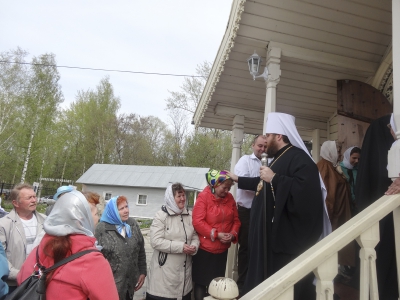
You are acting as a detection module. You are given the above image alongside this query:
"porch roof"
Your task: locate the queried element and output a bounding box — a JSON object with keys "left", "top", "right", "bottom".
{"left": 193, "top": 0, "right": 392, "bottom": 137}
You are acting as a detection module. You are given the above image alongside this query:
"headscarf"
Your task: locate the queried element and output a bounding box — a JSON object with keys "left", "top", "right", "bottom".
{"left": 264, "top": 112, "right": 332, "bottom": 238}
{"left": 44, "top": 190, "right": 95, "bottom": 237}
{"left": 342, "top": 146, "right": 356, "bottom": 169}
{"left": 100, "top": 196, "right": 132, "bottom": 238}
{"left": 53, "top": 185, "right": 74, "bottom": 200}
{"left": 320, "top": 141, "right": 338, "bottom": 166}
{"left": 164, "top": 184, "right": 184, "bottom": 214}
{"left": 206, "top": 169, "right": 231, "bottom": 193}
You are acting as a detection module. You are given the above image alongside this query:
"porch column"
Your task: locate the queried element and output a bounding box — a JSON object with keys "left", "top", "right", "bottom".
{"left": 230, "top": 114, "right": 245, "bottom": 190}
{"left": 226, "top": 114, "right": 244, "bottom": 280}
{"left": 312, "top": 129, "right": 321, "bottom": 162}
{"left": 391, "top": 1, "right": 400, "bottom": 296}
{"left": 263, "top": 47, "right": 281, "bottom": 132}
{"left": 388, "top": 1, "right": 400, "bottom": 178}
{"left": 393, "top": 0, "right": 400, "bottom": 135}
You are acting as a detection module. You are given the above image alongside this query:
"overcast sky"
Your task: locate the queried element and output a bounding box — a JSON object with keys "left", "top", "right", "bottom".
{"left": 1, "top": 1, "right": 232, "bottom": 123}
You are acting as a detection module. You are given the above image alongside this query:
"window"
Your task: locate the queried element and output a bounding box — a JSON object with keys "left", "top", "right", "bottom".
{"left": 137, "top": 194, "right": 147, "bottom": 205}
{"left": 104, "top": 192, "right": 112, "bottom": 204}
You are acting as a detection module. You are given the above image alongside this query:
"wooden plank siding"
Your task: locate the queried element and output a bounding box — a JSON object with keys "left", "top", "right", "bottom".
{"left": 193, "top": 0, "right": 392, "bottom": 146}
{"left": 336, "top": 115, "right": 370, "bottom": 152}
{"left": 328, "top": 114, "right": 339, "bottom": 141}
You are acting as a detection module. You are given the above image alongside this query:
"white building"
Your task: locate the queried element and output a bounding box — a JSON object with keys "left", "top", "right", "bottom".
{"left": 76, "top": 164, "right": 209, "bottom": 219}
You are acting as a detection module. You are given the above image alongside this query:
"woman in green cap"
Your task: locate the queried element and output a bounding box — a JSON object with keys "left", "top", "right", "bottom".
{"left": 192, "top": 170, "right": 241, "bottom": 300}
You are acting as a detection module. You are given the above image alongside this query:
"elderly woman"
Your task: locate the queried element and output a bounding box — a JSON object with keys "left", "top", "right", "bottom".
{"left": 338, "top": 146, "right": 361, "bottom": 208}
{"left": 95, "top": 196, "right": 146, "bottom": 300}
{"left": 192, "top": 170, "right": 241, "bottom": 300}
{"left": 146, "top": 183, "right": 199, "bottom": 300}
{"left": 17, "top": 190, "right": 118, "bottom": 299}
{"left": 317, "top": 141, "right": 355, "bottom": 269}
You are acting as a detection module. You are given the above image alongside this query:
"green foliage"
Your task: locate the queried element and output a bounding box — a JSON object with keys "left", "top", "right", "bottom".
{"left": 2, "top": 201, "right": 47, "bottom": 214}
{"left": 0, "top": 49, "right": 240, "bottom": 186}
{"left": 2, "top": 201, "right": 14, "bottom": 212}
{"left": 184, "top": 129, "right": 232, "bottom": 170}
{"left": 136, "top": 219, "right": 153, "bottom": 229}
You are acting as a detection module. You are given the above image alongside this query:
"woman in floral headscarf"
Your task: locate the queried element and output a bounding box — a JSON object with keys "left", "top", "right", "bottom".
{"left": 95, "top": 196, "right": 147, "bottom": 300}
{"left": 191, "top": 170, "right": 241, "bottom": 300}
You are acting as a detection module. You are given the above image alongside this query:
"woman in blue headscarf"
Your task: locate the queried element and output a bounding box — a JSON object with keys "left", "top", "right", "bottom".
{"left": 95, "top": 196, "right": 147, "bottom": 300}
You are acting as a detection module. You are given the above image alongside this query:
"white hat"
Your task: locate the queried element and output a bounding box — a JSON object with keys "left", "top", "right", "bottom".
{"left": 264, "top": 112, "right": 311, "bottom": 159}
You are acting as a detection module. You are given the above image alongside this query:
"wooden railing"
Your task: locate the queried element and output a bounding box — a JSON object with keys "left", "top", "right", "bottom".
{"left": 240, "top": 194, "right": 400, "bottom": 300}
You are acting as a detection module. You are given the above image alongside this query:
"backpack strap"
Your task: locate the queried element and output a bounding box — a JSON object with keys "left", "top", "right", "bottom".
{"left": 43, "top": 249, "right": 99, "bottom": 274}
{"left": 35, "top": 249, "right": 99, "bottom": 295}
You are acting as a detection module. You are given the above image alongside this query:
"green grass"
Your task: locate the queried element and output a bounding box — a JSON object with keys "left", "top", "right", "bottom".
{"left": 137, "top": 219, "right": 152, "bottom": 229}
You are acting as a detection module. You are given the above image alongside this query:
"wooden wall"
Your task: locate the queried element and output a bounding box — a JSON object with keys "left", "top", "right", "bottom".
{"left": 336, "top": 115, "right": 369, "bottom": 156}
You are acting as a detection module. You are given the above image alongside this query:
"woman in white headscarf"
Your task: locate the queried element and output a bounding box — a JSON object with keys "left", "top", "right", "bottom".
{"left": 146, "top": 183, "right": 199, "bottom": 300}
{"left": 338, "top": 146, "right": 361, "bottom": 208}
{"left": 17, "top": 190, "right": 118, "bottom": 300}
{"left": 317, "top": 141, "right": 355, "bottom": 268}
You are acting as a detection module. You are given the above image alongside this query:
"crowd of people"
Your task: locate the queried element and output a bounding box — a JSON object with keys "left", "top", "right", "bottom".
{"left": 0, "top": 111, "right": 398, "bottom": 300}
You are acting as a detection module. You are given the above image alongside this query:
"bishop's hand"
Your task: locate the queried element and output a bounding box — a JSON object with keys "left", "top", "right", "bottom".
{"left": 225, "top": 171, "right": 238, "bottom": 182}
{"left": 260, "top": 166, "right": 275, "bottom": 183}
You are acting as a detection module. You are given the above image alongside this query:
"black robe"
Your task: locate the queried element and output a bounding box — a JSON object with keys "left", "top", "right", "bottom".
{"left": 239, "top": 144, "right": 323, "bottom": 296}
{"left": 354, "top": 114, "right": 398, "bottom": 299}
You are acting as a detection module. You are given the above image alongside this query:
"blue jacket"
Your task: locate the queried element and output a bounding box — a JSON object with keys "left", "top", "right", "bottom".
{"left": 0, "top": 243, "right": 9, "bottom": 297}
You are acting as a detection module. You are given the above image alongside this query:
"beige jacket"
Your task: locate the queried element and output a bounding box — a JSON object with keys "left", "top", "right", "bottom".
{"left": 0, "top": 209, "right": 46, "bottom": 285}
{"left": 147, "top": 206, "right": 199, "bottom": 300}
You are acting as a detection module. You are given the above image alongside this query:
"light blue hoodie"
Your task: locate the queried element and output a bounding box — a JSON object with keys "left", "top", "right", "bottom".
{"left": 0, "top": 243, "right": 9, "bottom": 297}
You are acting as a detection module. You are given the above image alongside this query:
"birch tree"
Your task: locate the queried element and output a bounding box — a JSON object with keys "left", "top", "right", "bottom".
{"left": 20, "top": 53, "right": 63, "bottom": 183}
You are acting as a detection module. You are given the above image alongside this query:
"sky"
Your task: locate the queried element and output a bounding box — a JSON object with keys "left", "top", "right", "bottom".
{"left": 1, "top": 1, "right": 232, "bottom": 124}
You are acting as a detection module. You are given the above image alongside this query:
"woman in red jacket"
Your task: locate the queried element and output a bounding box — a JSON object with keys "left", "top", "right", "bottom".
{"left": 192, "top": 169, "right": 241, "bottom": 300}
{"left": 17, "top": 191, "right": 118, "bottom": 300}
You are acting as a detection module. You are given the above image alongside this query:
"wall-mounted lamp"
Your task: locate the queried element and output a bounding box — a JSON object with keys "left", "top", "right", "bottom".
{"left": 247, "top": 51, "right": 269, "bottom": 80}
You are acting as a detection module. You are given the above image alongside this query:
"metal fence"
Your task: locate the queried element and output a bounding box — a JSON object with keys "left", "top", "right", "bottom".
{"left": 0, "top": 182, "right": 56, "bottom": 201}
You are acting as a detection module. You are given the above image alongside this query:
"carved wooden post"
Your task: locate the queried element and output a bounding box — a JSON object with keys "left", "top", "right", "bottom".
{"left": 356, "top": 223, "right": 380, "bottom": 300}
{"left": 314, "top": 253, "right": 337, "bottom": 300}
{"left": 393, "top": 206, "right": 400, "bottom": 297}
{"left": 226, "top": 114, "right": 244, "bottom": 280}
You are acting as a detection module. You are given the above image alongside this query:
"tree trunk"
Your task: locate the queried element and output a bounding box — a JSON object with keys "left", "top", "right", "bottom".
{"left": 20, "top": 129, "right": 35, "bottom": 183}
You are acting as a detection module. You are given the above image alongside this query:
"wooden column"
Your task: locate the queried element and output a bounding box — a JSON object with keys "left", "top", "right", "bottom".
{"left": 356, "top": 223, "right": 380, "bottom": 300}
{"left": 388, "top": 0, "right": 400, "bottom": 179}
{"left": 263, "top": 47, "right": 281, "bottom": 132}
{"left": 226, "top": 114, "right": 244, "bottom": 280}
{"left": 312, "top": 129, "right": 321, "bottom": 162}
{"left": 393, "top": 206, "right": 400, "bottom": 297}
{"left": 314, "top": 253, "right": 337, "bottom": 300}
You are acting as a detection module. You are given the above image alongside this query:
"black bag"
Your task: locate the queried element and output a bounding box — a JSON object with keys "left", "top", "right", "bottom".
{"left": 6, "top": 248, "right": 98, "bottom": 300}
